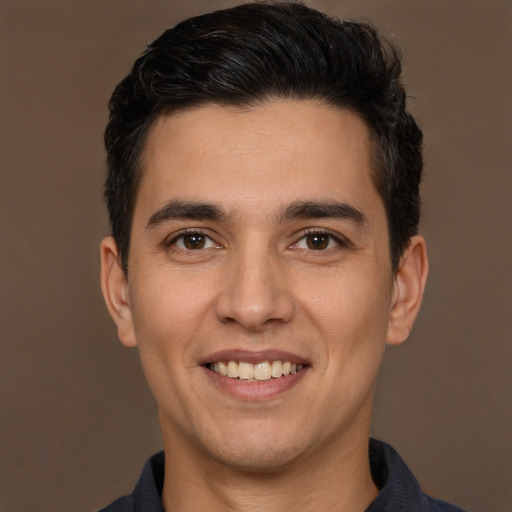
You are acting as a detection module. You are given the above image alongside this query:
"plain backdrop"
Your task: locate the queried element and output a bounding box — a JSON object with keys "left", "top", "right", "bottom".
{"left": 1, "top": 1, "right": 511, "bottom": 511}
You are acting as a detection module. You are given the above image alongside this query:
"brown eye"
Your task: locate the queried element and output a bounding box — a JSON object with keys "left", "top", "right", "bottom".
{"left": 306, "top": 233, "right": 330, "bottom": 250}
{"left": 171, "top": 232, "right": 217, "bottom": 251}
{"left": 182, "top": 234, "right": 206, "bottom": 249}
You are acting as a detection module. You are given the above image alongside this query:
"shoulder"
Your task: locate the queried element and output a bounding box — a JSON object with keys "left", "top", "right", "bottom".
{"left": 97, "top": 451, "right": 165, "bottom": 512}
{"left": 368, "top": 439, "right": 468, "bottom": 512}
{"left": 98, "top": 495, "right": 133, "bottom": 512}
{"left": 427, "top": 496, "right": 468, "bottom": 512}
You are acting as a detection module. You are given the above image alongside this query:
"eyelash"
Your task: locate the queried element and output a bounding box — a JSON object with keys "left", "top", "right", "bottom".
{"left": 165, "top": 228, "right": 349, "bottom": 252}
{"left": 293, "top": 229, "right": 349, "bottom": 251}
{"left": 166, "top": 229, "right": 219, "bottom": 251}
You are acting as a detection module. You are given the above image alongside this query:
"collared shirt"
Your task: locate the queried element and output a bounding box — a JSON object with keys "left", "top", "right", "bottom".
{"left": 99, "top": 439, "right": 466, "bottom": 512}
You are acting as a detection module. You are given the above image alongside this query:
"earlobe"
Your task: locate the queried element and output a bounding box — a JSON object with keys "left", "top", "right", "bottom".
{"left": 100, "top": 236, "right": 138, "bottom": 347}
{"left": 386, "top": 235, "right": 429, "bottom": 346}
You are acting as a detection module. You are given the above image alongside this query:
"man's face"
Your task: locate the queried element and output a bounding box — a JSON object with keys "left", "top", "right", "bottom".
{"left": 105, "top": 101, "right": 404, "bottom": 471}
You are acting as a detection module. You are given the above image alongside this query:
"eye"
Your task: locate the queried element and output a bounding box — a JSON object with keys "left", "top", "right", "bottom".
{"left": 294, "top": 231, "right": 343, "bottom": 251}
{"left": 171, "top": 232, "right": 218, "bottom": 250}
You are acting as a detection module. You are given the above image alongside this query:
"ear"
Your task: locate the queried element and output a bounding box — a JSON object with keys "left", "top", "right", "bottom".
{"left": 386, "top": 235, "right": 429, "bottom": 346}
{"left": 100, "top": 236, "right": 137, "bottom": 347}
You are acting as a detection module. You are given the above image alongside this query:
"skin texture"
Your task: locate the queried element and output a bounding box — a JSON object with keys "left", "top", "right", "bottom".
{"left": 100, "top": 101, "right": 428, "bottom": 512}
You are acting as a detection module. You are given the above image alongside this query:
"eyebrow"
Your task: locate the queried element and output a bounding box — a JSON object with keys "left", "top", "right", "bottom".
{"left": 145, "top": 199, "right": 368, "bottom": 229}
{"left": 280, "top": 200, "right": 368, "bottom": 227}
{"left": 146, "top": 200, "right": 228, "bottom": 229}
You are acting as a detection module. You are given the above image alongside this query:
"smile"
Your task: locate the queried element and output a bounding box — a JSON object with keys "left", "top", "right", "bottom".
{"left": 207, "top": 361, "right": 305, "bottom": 381}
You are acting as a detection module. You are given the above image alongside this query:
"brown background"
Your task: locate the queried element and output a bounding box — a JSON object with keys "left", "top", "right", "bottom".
{"left": 1, "top": 1, "right": 511, "bottom": 511}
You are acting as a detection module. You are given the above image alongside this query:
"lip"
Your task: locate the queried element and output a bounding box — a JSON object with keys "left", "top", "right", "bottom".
{"left": 203, "top": 365, "right": 309, "bottom": 400}
{"left": 199, "top": 349, "right": 310, "bottom": 400}
{"left": 199, "top": 349, "right": 309, "bottom": 366}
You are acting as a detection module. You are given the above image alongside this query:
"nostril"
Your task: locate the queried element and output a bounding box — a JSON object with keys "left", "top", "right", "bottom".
{"left": 215, "top": 294, "right": 295, "bottom": 331}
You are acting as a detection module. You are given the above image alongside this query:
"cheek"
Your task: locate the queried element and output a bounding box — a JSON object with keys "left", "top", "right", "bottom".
{"left": 128, "top": 269, "right": 222, "bottom": 402}
{"left": 128, "top": 275, "right": 211, "bottom": 415}
{"left": 131, "top": 269, "right": 214, "bottom": 341}
{"left": 298, "top": 267, "right": 393, "bottom": 354}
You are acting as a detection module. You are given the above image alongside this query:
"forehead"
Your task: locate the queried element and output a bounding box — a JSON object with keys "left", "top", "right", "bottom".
{"left": 136, "top": 101, "right": 380, "bottom": 221}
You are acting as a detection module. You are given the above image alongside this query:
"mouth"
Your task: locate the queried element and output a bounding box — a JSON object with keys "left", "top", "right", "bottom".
{"left": 206, "top": 360, "right": 305, "bottom": 381}
{"left": 201, "top": 350, "right": 310, "bottom": 399}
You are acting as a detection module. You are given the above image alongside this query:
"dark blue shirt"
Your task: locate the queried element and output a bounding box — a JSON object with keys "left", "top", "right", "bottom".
{"left": 99, "top": 439, "right": 466, "bottom": 511}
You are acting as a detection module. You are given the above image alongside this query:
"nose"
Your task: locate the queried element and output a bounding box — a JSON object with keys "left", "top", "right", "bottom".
{"left": 214, "top": 246, "right": 295, "bottom": 332}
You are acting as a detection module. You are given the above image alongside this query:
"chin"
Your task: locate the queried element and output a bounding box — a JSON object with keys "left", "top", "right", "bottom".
{"left": 204, "top": 426, "right": 308, "bottom": 473}
{"left": 212, "top": 445, "right": 303, "bottom": 473}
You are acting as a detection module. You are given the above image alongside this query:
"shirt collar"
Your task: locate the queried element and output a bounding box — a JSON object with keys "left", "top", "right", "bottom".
{"left": 365, "top": 438, "right": 431, "bottom": 511}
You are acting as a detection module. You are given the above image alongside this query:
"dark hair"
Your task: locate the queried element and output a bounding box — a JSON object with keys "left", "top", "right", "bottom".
{"left": 104, "top": 1, "right": 423, "bottom": 273}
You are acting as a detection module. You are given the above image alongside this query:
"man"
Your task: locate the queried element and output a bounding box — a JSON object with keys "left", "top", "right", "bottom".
{"left": 99, "top": 2, "right": 465, "bottom": 511}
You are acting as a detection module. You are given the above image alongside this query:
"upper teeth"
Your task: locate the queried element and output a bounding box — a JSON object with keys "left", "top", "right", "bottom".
{"left": 210, "top": 361, "right": 304, "bottom": 381}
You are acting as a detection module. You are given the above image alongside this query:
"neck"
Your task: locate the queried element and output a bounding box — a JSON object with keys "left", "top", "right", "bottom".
{"left": 160, "top": 419, "right": 378, "bottom": 512}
